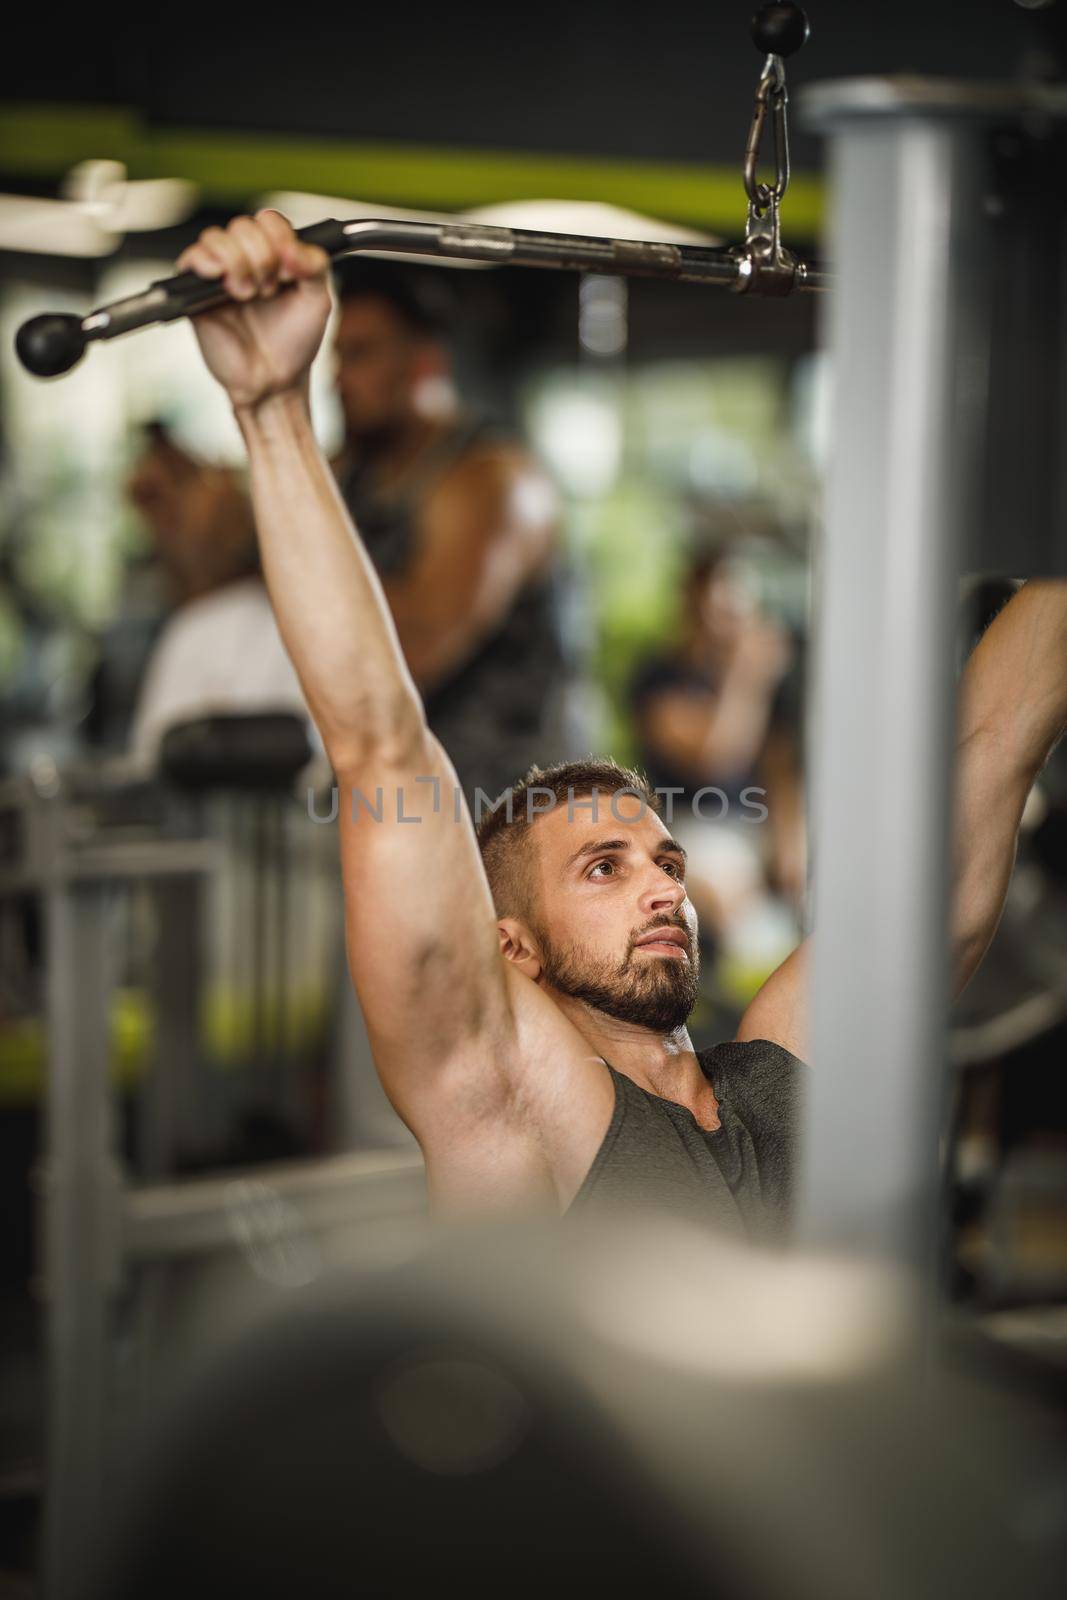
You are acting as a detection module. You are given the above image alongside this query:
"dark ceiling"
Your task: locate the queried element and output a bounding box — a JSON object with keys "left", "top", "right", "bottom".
{"left": 2, "top": 2, "right": 1064, "bottom": 174}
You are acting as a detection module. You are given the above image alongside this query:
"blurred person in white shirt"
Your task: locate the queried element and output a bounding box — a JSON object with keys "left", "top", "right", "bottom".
{"left": 126, "top": 422, "right": 310, "bottom": 768}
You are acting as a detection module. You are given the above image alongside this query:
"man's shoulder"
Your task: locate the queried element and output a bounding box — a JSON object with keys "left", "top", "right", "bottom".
{"left": 704, "top": 1035, "right": 808, "bottom": 1069}
{"left": 701, "top": 1038, "right": 806, "bottom": 1215}
{"left": 701, "top": 1037, "right": 807, "bottom": 1114}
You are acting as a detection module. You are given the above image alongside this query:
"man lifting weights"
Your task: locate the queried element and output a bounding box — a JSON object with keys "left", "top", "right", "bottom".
{"left": 175, "top": 209, "right": 1067, "bottom": 1236}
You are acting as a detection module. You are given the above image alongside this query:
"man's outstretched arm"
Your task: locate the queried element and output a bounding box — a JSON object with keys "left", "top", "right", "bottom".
{"left": 737, "top": 579, "right": 1067, "bottom": 1059}
{"left": 951, "top": 580, "right": 1067, "bottom": 992}
{"left": 178, "top": 212, "right": 526, "bottom": 1145}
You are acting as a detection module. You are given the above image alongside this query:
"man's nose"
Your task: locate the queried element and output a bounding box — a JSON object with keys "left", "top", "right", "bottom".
{"left": 639, "top": 868, "right": 686, "bottom": 915}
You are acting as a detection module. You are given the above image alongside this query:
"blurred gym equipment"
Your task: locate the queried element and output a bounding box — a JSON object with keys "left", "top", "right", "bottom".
{"left": 799, "top": 73, "right": 1067, "bottom": 1286}
{"left": 0, "top": 733, "right": 425, "bottom": 1599}
{"left": 80, "top": 1222, "right": 1066, "bottom": 1600}
{"left": 0, "top": 160, "right": 198, "bottom": 259}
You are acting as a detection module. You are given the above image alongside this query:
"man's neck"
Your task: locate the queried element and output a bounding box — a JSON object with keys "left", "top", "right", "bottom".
{"left": 549, "top": 992, "right": 710, "bottom": 1107}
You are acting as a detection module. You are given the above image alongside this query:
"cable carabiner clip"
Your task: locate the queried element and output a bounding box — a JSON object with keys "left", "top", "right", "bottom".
{"left": 735, "top": 50, "right": 797, "bottom": 294}
{"left": 732, "top": 5, "right": 811, "bottom": 294}
{"left": 744, "top": 54, "right": 791, "bottom": 215}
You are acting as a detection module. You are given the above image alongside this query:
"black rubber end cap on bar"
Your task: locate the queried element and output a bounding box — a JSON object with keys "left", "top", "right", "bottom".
{"left": 15, "top": 313, "right": 86, "bottom": 378}
{"left": 752, "top": 3, "right": 811, "bottom": 57}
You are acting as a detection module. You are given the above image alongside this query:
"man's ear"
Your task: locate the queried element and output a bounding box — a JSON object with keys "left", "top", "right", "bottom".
{"left": 498, "top": 918, "right": 542, "bottom": 982}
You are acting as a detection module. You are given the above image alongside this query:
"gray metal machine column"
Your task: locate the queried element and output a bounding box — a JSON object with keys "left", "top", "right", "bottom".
{"left": 797, "top": 85, "right": 992, "bottom": 1272}
{"left": 37, "top": 799, "right": 122, "bottom": 1600}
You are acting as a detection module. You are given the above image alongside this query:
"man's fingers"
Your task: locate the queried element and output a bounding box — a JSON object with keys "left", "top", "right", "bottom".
{"left": 189, "top": 226, "right": 254, "bottom": 299}
{"left": 191, "top": 222, "right": 263, "bottom": 301}
{"left": 255, "top": 210, "right": 330, "bottom": 284}
{"left": 215, "top": 227, "right": 260, "bottom": 301}
{"left": 179, "top": 212, "right": 328, "bottom": 302}
{"left": 176, "top": 242, "right": 224, "bottom": 279}
{"left": 295, "top": 242, "right": 331, "bottom": 278}
{"left": 279, "top": 245, "right": 329, "bottom": 289}
{"left": 256, "top": 210, "right": 302, "bottom": 284}
{"left": 255, "top": 208, "right": 297, "bottom": 248}
{"left": 229, "top": 216, "right": 280, "bottom": 297}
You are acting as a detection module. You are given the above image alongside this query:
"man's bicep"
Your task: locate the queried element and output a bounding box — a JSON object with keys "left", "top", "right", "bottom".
{"left": 735, "top": 939, "right": 809, "bottom": 1061}
{"left": 336, "top": 732, "right": 513, "bottom": 1117}
{"left": 951, "top": 729, "right": 1030, "bottom": 994}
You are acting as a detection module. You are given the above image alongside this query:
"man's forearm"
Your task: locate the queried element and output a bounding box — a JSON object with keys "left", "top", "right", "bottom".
{"left": 958, "top": 580, "right": 1067, "bottom": 778}
{"left": 237, "top": 390, "right": 426, "bottom": 769}
{"left": 952, "top": 580, "right": 1067, "bottom": 991}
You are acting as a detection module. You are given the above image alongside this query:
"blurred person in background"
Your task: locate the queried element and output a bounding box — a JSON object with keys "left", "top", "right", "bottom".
{"left": 124, "top": 421, "right": 310, "bottom": 766}
{"left": 629, "top": 546, "right": 805, "bottom": 1019}
{"left": 123, "top": 425, "right": 327, "bottom": 1166}
{"left": 331, "top": 261, "right": 572, "bottom": 802}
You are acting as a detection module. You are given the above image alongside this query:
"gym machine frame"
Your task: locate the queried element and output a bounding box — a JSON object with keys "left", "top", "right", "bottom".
{"left": 798, "top": 74, "right": 1067, "bottom": 1284}
{"left": 0, "top": 767, "right": 426, "bottom": 1600}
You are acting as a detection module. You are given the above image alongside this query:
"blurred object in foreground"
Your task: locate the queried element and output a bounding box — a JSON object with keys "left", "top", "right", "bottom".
{"left": 81, "top": 1218, "right": 1066, "bottom": 1600}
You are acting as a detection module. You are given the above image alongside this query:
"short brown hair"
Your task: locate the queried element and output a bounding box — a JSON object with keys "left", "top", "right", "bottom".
{"left": 476, "top": 757, "right": 660, "bottom": 920}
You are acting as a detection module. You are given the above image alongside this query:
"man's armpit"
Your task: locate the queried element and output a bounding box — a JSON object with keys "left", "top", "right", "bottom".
{"left": 407, "top": 933, "right": 493, "bottom": 1047}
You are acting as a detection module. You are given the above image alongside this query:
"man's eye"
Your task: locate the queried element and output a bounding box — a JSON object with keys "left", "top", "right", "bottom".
{"left": 589, "top": 860, "right": 616, "bottom": 878}
{"left": 661, "top": 860, "right": 684, "bottom": 879}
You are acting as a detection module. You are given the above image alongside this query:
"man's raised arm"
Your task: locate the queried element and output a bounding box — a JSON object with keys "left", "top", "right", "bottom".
{"left": 737, "top": 579, "right": 1067, "bottom": 1061}
{"left": 178, "top": 212, "right": 520, "bottom": 1137}
{"left": 952, "top": 579, "right": 1067, "bottom": 992}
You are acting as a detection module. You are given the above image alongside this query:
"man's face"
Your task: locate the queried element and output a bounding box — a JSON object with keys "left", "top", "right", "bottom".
{"left": 333, "top": 296, "right": 436, "bottom": 442}
{"left": 524, "top": 793, "right": 699, "bottom": 1032}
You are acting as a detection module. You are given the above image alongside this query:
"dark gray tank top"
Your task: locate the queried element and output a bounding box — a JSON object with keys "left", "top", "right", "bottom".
{"left": 567, "top": 1039, "right": 805, "bottom": 1243}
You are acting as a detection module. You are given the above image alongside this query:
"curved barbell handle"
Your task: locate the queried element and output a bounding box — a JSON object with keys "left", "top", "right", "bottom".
{"left": 15, "top": 213, "right": 828, "bottom": 379}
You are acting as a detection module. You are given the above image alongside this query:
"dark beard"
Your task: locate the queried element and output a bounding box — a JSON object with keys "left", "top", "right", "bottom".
{"left": 538, "top": 930, "right": 699, "bottom": 1034}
